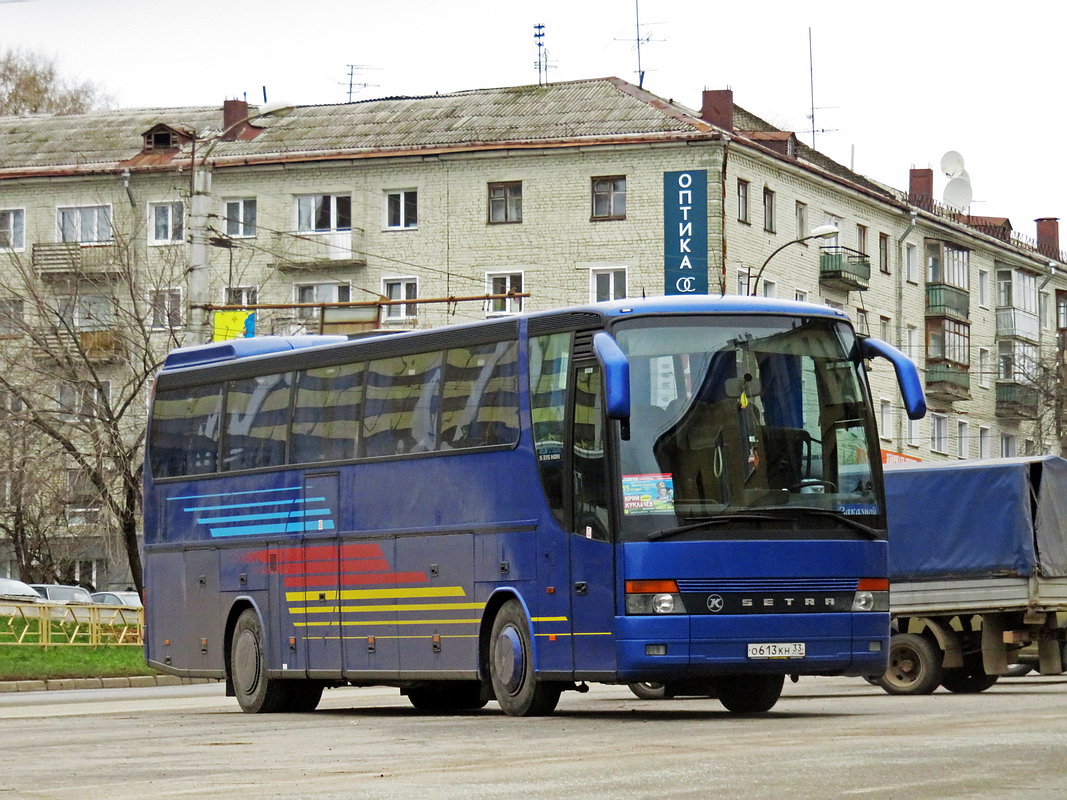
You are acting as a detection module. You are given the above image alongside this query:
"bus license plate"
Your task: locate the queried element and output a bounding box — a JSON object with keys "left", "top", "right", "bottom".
{"left": 747, "top": 642, "right": 805, "bottom": 659}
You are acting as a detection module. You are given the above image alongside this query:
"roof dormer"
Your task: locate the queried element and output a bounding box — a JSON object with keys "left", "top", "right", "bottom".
{"left": 140, "top": 123, "right": 194, "bottom": 153}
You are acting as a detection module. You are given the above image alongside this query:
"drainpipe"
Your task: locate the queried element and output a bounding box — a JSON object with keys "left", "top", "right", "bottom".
{"left": 121, "top": 169, "right": 135, "bottom": 207}
{"left": 894, "top": 209, "right": 918, "bottom": 453}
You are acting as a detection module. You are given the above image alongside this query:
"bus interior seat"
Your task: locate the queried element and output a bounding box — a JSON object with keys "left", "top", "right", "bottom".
{"left": 762, "top": 426, "right": 813, "bottom": 490}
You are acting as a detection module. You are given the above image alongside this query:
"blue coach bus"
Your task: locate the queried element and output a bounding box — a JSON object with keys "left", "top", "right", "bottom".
{"left": 143, "top": 295, "right": 925, "bottom": 716}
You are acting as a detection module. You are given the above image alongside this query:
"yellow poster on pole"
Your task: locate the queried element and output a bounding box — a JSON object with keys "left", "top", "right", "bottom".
{"left": 213, "top": 311, "right": 255, "bottom": 341}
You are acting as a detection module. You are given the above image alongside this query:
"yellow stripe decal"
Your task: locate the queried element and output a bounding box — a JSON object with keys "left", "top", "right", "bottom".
{"left": 304, "top": 634, "right": 480, "bottom": 641}
{"left": 294, "top": 602, "right": 485, "bottom": 614}
{"left": 296, "top": 618, "right": 482, "bottom": 628}
{"left": 285, "top": 586, "right": 467, "bottom": 602}
{"left": 530, "top": 616, "right": 568, "bottom": 622}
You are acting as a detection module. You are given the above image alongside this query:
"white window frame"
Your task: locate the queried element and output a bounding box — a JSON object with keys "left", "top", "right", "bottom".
{"left": 736, "top": 269, "right": 750, "bottom": 297}
{"left": 930, "top": 413, "right": 947, "bottom": 453}
{"left": 149, "top": 288, "right": 183, "bottom": 330}
{"left": 956, "top": 420, "right": 969, "bottom": 459}
{"left": 978, "top": 426, "right": 991, "bottom": 459}
{"left": 60, "top": 294, "right": 114, "bottom": 330}
{"left": 761, "top": 279, "right": 777, "bottom": 299}
{"left": 591, "top": 267, "right": 627, "bottom": 303}
{"left": 905, "top": 243, "right": 918, "bottom": 283}
{"left": 1000, "top": 433, "right": 1016, "bottom": 458}
{"left": 978, "top": 348, "right": 990, "bottom": 388}
{"left": 737, "top": 180, "right": 749, "bottom": 223}
{"left": 225, "top": 286, "right": 258, "bottom": 306}
{"left": 295, "top": 282, "right": 351, "bottom": 319}
{"left": 224, "top": 198, "right": 257, "bottom": 238}
{"left": 149, "top": 201, "right": 184, "bottom": 245}
{"left": 384, "top": 189, "right": 418, "bottom": 230}
{"left": 0, "top": 208, "right": 25, "bottom": 251}
{"left": 58, "top": 204, "right": 112, "bottom": 244}
{"left": 978, "top": 269, "right": 990, "bottom": 307}
{"left": 297, "top": 194, "right": 352, "bottom": 233}
{"left": 906, "top": 416, "right": 920, "bottom": 448}
{"left": 383, "top": 277, "right": 418, "bottom": 320}
{"left": 795, "top": 201, "right": 808, "bottom": 238}
{"left": 879, "top": 316, "right": 891, "bottom": 342}
{"left": 59, "top": 380, "right": 111, "bottom": 421}
{"left": 591, "top": 176, "right": 626, "bottom": 220}
{"left": 794, "top": 289, "right": 808, "bottom": 303}
{"left": 879, "top": 399, "right": 892, "bottom": 441}
{"left": 486, "top": 272, "right": 524, "bottom": 315}
{"left": 763, "top": 187, "right": 775, "bottom": 233}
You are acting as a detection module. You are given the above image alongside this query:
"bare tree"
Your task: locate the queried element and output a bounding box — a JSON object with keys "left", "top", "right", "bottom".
{"left": 0, "top": 48, "right": 112, "bottom": 116}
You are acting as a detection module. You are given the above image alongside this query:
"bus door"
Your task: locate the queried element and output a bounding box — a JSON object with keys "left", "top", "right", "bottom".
{"left": 568, "top": 364, "right": 616, "bottom": 672}
{"left": 300, "top": 473, "right": 342, "bottom": 675}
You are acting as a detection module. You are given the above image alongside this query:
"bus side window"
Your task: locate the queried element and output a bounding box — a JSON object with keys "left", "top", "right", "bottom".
{"left": 572, "top": 365, "right": 609, "bottom": 541}
{"left": 222, "top": 373, "right": 292, "bottom": 471}
{"left": 363, "top": 352, "right": 442, "bottom": 457}
{"left": 529, "top": 333, "right": 570, "bottom": 525}
{"left": 291, "top": 363, "right": 363, "bottom": 463}
{"left": 440, "top": 340, "right": 520, "bottom": 449}
{"left": 150, "top": 383, "right": 223, "bottom": 477}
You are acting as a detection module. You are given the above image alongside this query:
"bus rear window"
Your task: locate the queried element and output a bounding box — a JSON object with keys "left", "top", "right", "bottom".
{"left": 150, "top": 384, "right": 223, "bottom": 478}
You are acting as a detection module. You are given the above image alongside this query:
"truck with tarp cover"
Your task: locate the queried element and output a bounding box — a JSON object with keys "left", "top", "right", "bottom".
{"left": 874, "top": 455, "right": 1067, "bottom": 694}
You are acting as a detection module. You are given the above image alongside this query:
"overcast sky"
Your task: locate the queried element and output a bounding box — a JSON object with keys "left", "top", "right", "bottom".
{"left": 4, "top": 0, "right": 1065, "bottom": 245}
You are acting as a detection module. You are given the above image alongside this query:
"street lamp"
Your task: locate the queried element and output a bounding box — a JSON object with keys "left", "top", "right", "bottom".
{"left": 187, "top": 102, "right": 295, "bottom": 343}
{"left": 749, "top": 223, "right": 839, "bottom": 297}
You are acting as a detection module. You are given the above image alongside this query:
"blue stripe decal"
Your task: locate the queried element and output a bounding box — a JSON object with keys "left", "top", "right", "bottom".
{"left": 167, "top": 486, "right": 301, "bottom": 502}
{"left": 184, "top": 496, "right": 326, "bottom": 513}
{"left": 209, "top": 520, "right": 336, "bottom": 538}
{"left": 197, "top": 508, "right": 330, "bottom": 525}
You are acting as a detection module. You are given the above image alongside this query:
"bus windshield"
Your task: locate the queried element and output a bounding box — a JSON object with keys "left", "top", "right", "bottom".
{"left": 613, "top": 314, "right": 882, "bottom": 541}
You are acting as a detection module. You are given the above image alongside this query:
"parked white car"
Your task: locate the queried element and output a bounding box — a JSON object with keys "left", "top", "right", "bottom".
{"left": 0, "top": 578, "right": 52, "bottom": 616}
{"left": 91, "top": 591, "right": 143, "bottom": 609}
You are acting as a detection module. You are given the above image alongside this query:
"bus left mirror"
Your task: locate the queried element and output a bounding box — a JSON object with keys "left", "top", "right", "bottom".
{"left": 860, "top": 336, "right": 927, "bottom": 420}
{"left": 593, "top": 332, "right": 631, "bottom": 420}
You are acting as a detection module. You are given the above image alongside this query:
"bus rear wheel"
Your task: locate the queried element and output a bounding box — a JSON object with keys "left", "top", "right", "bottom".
{"left": 230, "top": 608, "right": 323, "bottom": 713}
{"left": 489, "top": 600, "right": 561, "bottom": 716}
{"left": 714, "top": 674, "right": 784, "bottom": 713}
{"left": 405, "top": 681, "right": 490, "bottom": 712}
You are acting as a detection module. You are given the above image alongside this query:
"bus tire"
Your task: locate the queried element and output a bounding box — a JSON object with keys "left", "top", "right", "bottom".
{"left": 714, "top": 674, "right": 784, "bottom": 713}
{"left": 489, "top": 600, "right": 561, "bottom": 716}
{"left": 628, "top": 682, "right": 667, "bottom": 700}
{"left": 940, "top": 654, "right": 999, "bottom": 694}
{"left": 284, "top": 681, "right": 325, "bottom": 712}
{"left": 878, "top": 632, "right": 942, "bottom": 695}
{"left": 406, "top": 681, "right": 490, "bottom": 712}
{"left": 230, "top": 608, "right": 291, "bottom": 713}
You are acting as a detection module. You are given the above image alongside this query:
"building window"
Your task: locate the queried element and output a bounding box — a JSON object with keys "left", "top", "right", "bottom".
{"left": 978, "top": 348, "right": 990, "bottom": 388}
{"left": 825, "top": 299, "right": 844, "bottom": 312}
{"left": 225, "top": 286, "right": 258, "bottom": 306}
{"left": 299, "top": 194, "right": 352, "bottom": 233}
{"left": 978, "top": 426, "right": 991, "bottom": 459}
{"left": 978, "top": 269, "right": 990, "bottom": 307}
{"left": 736, "top": 270, "right": 750, "bottom": 296}
{"left": 0, "top": 299, "right": 24, "bottom": 336}
{"left": 927, "top": 241, "right": 970, "bottom": 289}
{"left": 384, "top": 190, "right": 418, "bottom": 229}
{"left": 60, "top": 295, "right": 113, "bottom": 330}
{"left": 0, "top": 209, "right": 24, "bottom": 250}
{"left": 149, "top": 288, "right": 182, "bottom": 329}
{"left": 763, "top": 188, "right": 775, "bottom": 233}
{"left": 825, "top": 215, "right": 842, "bottom": 247}
{"left": 224, "top": 198, "right": 257, "bottom": 238}
{"left": 761, "top": 279, "right": 776, "bottom": 299}
{"left": 1058, "top": 291, "right": 1067, "bottom": 329}
{"left": 906, "top": 416, "right": 919, "bottom": 447}
{"left": 905, "top": 325, "right": 918, "bottom": 359}
{"left": 487, "top": 272, "right": 523, "bottom": 315}
{"left": 1000, "top": 433, "right": 1016, "bottom": 458}
{"left": 879, "top": 232, "right": 890, "bottom": 274}
{"left": 856, "top": 224, "right": 868, "bottom": 255}
{"left": 879, "top": 399, "right": 892, "bottom": 440}
{"left": 926, "top": 318, "right": 970, "bottom": 365}
{"left": 794, "top": 289, "right": 808, "bottom": 303}
{"left": 856, "top": 309, "right": 868, "bottom": 335}
{"left": 879, "top": 316, "right": 891, "bottom": 342}
{"left": 905, "top": 243, "right": 918, "bottom": 282}
{"left": 592, "top": 268, "right": 627, "bottom": 303}
{"left": 58, "top": 205, "right": 111, "bottom": 243}
{"left": 59, "top": 380, "right": 110, "bottom": 421}
{"left": 488, "top": 182, "right": 522, "bottom": 224}
{"left": 149, "top": 201, "right": 184, "bottom": 244}
{"left": 1041, "top": 292, "right": 1051, "bottom": 330}
{"left": 998, "top": 339, "right": 1037, "bottom": 382}
{"left": 795, "top": 202, "right": 808, "bottom": 238}
{"left": 930, "top": 413, "right": 947, "bottom": 453}
{"left": 383, "top": 278, "right": 417, "bottom": 320}
{"left": 957, "top": 420, "right": 969, "bottom": 459}
{"left": 737, "top": 180, "right": 749, "bottom": 223}
{"left": 591, "top": 176, "right": 626, "bottom": 220}
{"left": 296, "top": 283, "right": 351, "bottom": 319}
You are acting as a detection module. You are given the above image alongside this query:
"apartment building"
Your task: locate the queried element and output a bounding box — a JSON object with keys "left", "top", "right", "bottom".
{"left": 0, "top": 76, "right": 1063, "bottom": 585}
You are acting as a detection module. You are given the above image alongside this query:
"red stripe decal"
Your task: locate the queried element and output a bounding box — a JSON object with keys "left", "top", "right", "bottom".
{"left": 284, "top": 571, "right": 429, "bottom": 589}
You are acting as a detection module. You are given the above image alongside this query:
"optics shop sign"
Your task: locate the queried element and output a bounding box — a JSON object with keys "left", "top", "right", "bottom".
{"left": 663, "top": 170, "right": 708, "bottom": 295}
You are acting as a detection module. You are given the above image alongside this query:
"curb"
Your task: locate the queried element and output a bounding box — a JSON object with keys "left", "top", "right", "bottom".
{"left": 0, "top": 676, "right": 219, "bottom": 693}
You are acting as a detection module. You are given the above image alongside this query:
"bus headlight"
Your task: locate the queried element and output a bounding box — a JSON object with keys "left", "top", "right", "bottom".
{"left": 852, "top": 579, "right": 889, "bottom": 612}
{"left": 624, "top": 580, "right": 688, "bottom": 615}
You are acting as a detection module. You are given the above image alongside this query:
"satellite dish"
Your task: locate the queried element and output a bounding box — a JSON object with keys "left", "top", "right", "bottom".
{"left": 941, "top": 150, "right": 965, "bottom": 178}
{"left": 944, "top": 177, "right": 973, "bottom": 209}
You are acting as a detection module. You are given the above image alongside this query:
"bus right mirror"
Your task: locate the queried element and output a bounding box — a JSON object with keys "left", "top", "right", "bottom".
{"left": 860, "top": 337, "right": 927, "bottom": 420}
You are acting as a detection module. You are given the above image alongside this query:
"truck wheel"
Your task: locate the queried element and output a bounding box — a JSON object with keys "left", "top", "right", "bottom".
{"left": 878, "top": 632, "right": 943, "bottom": 695}
{"left": 714, "top": 674, "right": 784, "bottom": 713}
{"left": 628, "top": 682, "right": 667, "bottom": 700}
{"left": 1003, "top": 663, "right": 1033, "bottom": 678}
{"left": 489, "top": 600, "right": 561, "bottom": 716}
{"left": 940, "top": 654, "right": 999, "bottom": 693}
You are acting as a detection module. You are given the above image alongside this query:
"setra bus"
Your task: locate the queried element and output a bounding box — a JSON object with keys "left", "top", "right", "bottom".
{"left": 143, "top": 295, "right": 926, "bottom": 716}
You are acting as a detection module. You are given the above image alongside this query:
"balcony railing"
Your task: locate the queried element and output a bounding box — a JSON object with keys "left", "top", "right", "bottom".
{"left": 269, "top": 229, "right": 366, "bottom": 269}
{"left": 33, "top": 328, "right": 124, "bottom": 364}
{"left": 996, "top": 307, "right": 1040, "bottom": 342}
{"left": 925, "top": 283, "right": 970, "bottom": 320}
{"left": 925, "top": 360, "right": 971, "bottom": 402}
{"left": 818, "top": 247, "right": 870, "bottom": 292}
{"left": 995, "top": 381, "right": 1040, "bottom": 419}
{"left": 32, "top": 242, "right": 125, "bottom": 275}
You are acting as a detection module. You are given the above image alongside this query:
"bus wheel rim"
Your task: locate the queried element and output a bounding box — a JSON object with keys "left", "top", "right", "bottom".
{"left": 495, "top": 626, "right": 525, "bottom": 695}
{"left": 234, "top": 630, "right": 261, "bottom": 694}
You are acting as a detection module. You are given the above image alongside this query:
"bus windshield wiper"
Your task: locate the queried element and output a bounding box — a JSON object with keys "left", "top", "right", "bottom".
{"left": 648, "top": 513, "right": 783, "bottom": 541}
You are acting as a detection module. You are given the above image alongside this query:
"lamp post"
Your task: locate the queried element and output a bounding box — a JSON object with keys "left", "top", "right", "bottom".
{"left": 187, "top": 102, "right": 294, "bottom": 343}
{"left": 749, "top": 223, "right": 839, "bottom": 297}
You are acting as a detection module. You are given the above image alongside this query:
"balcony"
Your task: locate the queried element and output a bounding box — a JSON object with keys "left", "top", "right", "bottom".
{"left": 32, "top": 242, "right": 125, "bottom": 276}
{"left": 818, "top": 247, "right": 870, "bottom": 292}
{"left": 995, "top": 381, "right": 1039, "bottom": 420}
{"left": 269, "top": 229, "right": 366, "bottom": 270}
{"left": 996, "top": 307, "right": 1040, "bottom": 342}
{"left": 925, "top": 360, "right": 971, "bottom": 403}
{"left": 33, "top": 328, "right": 124, "bottom": 364}
{"left": 925, "top": 283, "right": 970, "bottom": 320}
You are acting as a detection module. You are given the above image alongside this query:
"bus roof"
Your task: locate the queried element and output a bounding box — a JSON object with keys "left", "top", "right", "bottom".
{"left": 158, "top": 296, "right": 851, "bottom": 373}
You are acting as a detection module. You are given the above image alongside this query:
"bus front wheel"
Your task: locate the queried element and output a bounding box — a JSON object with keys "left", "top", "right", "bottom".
{"left": 489, "top": 600, "right": 561, "bottom": 716}
{"left": 714, "top": 674, "right": 784, "bottom": 713}
{"left": 230, "top": 608, "right": 321, "bottom": 713}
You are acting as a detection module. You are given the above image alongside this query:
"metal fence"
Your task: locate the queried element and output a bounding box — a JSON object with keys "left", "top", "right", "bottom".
{"left": 0, "top": 603, "right": 143, "bottom": 647}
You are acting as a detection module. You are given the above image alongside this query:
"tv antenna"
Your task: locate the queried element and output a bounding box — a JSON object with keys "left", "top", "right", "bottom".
{"left": 614, "top": 0, "right": 661, "bottom": 88}
{"left": 345, "top": 65, "right": 380, "bottom": 102}
{"left": 533, "top": 24, "right": 555, "bottom": 85}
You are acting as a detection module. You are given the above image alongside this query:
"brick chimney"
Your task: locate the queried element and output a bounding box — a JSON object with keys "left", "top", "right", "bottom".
{"left": 700, "top": 89, "right": 734, "bottom": 133}
{"left": 222, "top": 99, "right": 251, "bottom": 141}
{"left": 909, "top": 168, "right": 934, "bottom": 209}
{"left": 1036, "top": 218, "right": 1060, "bottom": 259}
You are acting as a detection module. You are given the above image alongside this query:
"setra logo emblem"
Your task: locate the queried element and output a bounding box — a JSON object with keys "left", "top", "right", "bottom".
{"left": 706, "top": 594, "right": 724, "bottom": 612}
